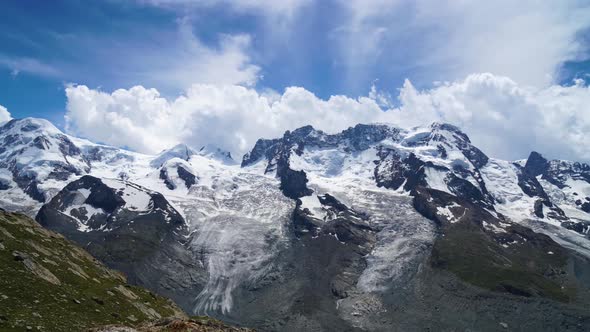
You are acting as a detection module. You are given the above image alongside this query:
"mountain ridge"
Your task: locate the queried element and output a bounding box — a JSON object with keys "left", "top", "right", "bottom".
{"left": 2, "top": 116, "right": 590, "bottom": 331}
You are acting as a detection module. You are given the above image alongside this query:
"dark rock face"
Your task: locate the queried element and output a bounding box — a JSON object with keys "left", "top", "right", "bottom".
{"left": 35, "top": 176, "right": 206, "bottom": 310}
{"left": 12, "top": 173, "right": 45, "bottom": 202}
{"left": 292, "top": 202, "right": 323, "bottom": 236}
{"left": 339, "top": 123, "right": 401, "bottom": 151}
{"left": 517, "top": 151, "right": 590, "bottom": 234}
{"left": 524, "top": 151, "right": 550, "bottom": 177}
{"left": 373, "top": 146, "right": 495, "bottom": 210}
{"left": 84, "top": 178, "right": 126, "bottom": 213}
{"left": 562, "top": 220, "right": 590, "bottom": 234}
{"left": 32, "top": 136, "right": 51, "bottom": 150}
{"left": 446, "top": 173, "right": 494, "bottom": 209}
{"left": 159, "top": 164, "right": 197, "bottom": 190}
{"left": 241, "top": 124, "right": 402, "bottom": 168}
{"left": 517, "top": 163, "right": 550, "bottom": 200}
{"left": 160, "top": 169, "right": 175, "bottom": 190}
{"left": 241, "top": 138, "right": 281, "bottom": 167}
{"left": 36, "top": 175, "right": 123, "bottom": 232}
{"left": 428, "top": 123, "right": 489, "bottom": 168}
{"left": 278, "top": 167, "right": 312, "bottom": 199}
{"left": 534, "top": 199, "right": 545, "bottom": 218}
{"left": 374, "top": 149, "right": 428, "bottom": 191}
{"left": 57, "top": 134, "right": 83, "bottom": 157}
{"left": 293, "top": 193, "right": 372, "bottom": 238}
{"left": 177, "top": 166, "right": 196, "bottom": 189}
{"left": 373, "top": 148, "right": 407, "bottom": 190}
{"left": 524, "top": 151, "right": 590, "bottom": 189}
{"left": 248, "top": 129, "right": 316, "bottom": 199}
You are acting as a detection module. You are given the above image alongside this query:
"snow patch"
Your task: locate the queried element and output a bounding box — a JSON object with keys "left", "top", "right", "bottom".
{"left": 299, "top": 194, "right": 326, "bottom": 220}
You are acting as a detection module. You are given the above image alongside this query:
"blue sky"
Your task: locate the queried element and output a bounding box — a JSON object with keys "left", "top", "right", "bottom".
{"left": 1, "top": 0, "right": 590, "bottom": 161}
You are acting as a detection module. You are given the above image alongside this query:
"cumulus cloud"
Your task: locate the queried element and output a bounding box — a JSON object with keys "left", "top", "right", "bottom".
{"left": 392, "top": 74, "right": 590, "bottom": 162}
{"left": 65, "top": 74, "right": 590, "bottom": 162}
{"left": 0, "top": 104, "right": 12, "bottom": 123}
{"left": 65, "top": 83, "right": 387, "bottom": 155}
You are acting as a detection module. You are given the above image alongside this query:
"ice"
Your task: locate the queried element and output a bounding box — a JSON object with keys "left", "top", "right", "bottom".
{"left": 424, "top": 167, "right": 450, "bottom": 193}
{"left": 435, "top": 203, "right": 463, "bottom": 223}
{"left": 480, "top": 159, "right": 538, "bottom": 221}
{"left": 183, "top": 173, "right": 294, "bottom": 314}
{"left": 64, "top": 204, "right": 106, "bottom": 232}
{"left": 299, "top": 194, "right": 326, "bottom": 220}
{"left": 102, "top": 179, "right": 152, "bottom": 211}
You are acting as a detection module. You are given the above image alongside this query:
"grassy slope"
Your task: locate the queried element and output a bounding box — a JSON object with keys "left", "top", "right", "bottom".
{"left": 431, "top": 222, "right": 574, "bottom": 302}
{"left": 0, "top": 211, "right": 185, "bottom": 332}
{"left": 414, "top": 187, "right": 579, "bottom": 303}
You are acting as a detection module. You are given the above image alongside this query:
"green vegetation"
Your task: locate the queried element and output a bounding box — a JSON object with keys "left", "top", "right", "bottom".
{"left": 430, "top": 221, "right": 575, "bottom": 303}
{"left": 0, "top": 211, "right": 185, "bottom": 332}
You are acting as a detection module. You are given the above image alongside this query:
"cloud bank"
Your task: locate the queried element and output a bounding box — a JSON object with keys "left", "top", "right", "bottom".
{"left": 395, "top": 74, "right": 590, "bottom": 162}
{"left": 65, "top": 84, "right": 387, "bottom": 155}
{"left": 65, "top": 73, "right": 590, "bottom": 162}
{"left": 0, "top": 104, "right": 11, "bottom": 123}
{"left": 335, "top": 0, "right": 590, "bottom": 88}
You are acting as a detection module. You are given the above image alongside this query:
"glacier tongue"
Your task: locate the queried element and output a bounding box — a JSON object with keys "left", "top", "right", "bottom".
{"left": 178, "top": 171, "right": 294, "bottom": 314}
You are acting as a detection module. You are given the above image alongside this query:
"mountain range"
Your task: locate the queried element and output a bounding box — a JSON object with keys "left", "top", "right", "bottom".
{"left": 1, "top": 117, "right": 590, "bottom": 331}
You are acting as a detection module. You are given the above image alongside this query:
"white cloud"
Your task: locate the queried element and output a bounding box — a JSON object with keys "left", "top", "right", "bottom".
{"left": 392, "top": 74, "right": 590, "bottom": 162}
{"left": 0, "top": 55, "right": 60, "bottom": 78}
{"left": 65, "top": 74, "right": 590, "bottom": 162}
{"left": 0, "top": 104, "right": 11, "bottom": 123}
{"left": 135, "top": 19, "right": 260, "bottom": 90}
{"left": 137, "top": 0, "right": 311, "bottom": 17}
{"left": 7, "top": 16, "right": 259, "bottom": 93}
{"left": 335, "top": 0, "right": 590, "bottom": 87}
{"left": 64, "top": 83, "right": 387, "bottom": 155}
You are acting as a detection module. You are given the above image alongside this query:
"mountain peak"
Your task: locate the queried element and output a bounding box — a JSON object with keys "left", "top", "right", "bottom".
{"left": 429, "top": 122, "right": 471, "bottom": 143}
{"left": 524, "top": 151, "right": 549, "bottom": 176}
{"left": 0, "top": 117, "right": 61, "bottom": 136}
{"left": 284, "top": 125, "right": 321, "bottom": 141}
{"left": 150, "top": 143, "right": 198, "bottom": 168}
{"left": 198, "top": 144, "right": 236, "bottom": 165}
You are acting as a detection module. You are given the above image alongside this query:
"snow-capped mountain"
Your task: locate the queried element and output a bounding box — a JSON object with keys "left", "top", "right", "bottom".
{"left": 244, "top": 122, "right": 590, "bottom": 240}
{"left": 0, "top": 118, "right": 89, "bottom": 209}
{"left": 2, "top": 117, "right": 590, "bottom": 331}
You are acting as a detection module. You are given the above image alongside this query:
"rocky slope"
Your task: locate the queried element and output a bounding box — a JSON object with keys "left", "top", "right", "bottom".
{"left": 0, "top": 210, "right": 185, "bottom": 331}
{"left": 89, "top": 316, "right": 253, "bottom": 332}
{"left": 35, "top": 175, "right": 205, "bottom": 311}
{"left": 2, "top": 118, "right": 590, "bottom": 330}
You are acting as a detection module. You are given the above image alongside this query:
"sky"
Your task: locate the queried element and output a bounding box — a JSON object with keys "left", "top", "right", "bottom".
{"left": 1, "top": 0, "right": 590, "bottom": 161}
